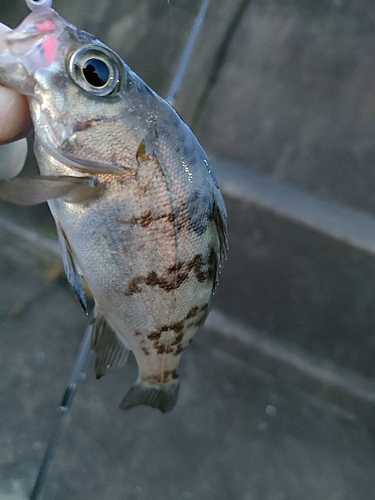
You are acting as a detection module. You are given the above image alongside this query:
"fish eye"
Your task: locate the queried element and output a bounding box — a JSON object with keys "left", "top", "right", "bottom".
{"left": 68, "top": 45, "right": 121, "bottom": 96}
{"left": 82, "top": 59, "right": 110, "bottom": 87}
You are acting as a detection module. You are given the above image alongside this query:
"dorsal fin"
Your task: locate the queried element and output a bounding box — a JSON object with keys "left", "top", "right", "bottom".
{"left": 92, "top": 312, "right": 130, "bottom": 379}
{"left": 212, "top": 197, "right": 228, "bottom": 287}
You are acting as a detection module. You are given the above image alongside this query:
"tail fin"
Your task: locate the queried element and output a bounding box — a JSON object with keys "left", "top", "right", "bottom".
{"left": 119, "top": 379, "right": 180, "bottom": 413}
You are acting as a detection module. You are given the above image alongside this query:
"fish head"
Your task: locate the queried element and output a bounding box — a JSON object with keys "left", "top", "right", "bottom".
{"left": 0, "top": 7, "right": 143, "bottom": 170}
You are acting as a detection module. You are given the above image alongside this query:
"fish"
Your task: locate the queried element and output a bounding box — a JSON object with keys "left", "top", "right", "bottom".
{"left": 0, "top": 3, "right": 228, "bottom": 412}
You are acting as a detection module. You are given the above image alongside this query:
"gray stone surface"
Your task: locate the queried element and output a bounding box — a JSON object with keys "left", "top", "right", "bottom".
{"left": 1, "top": 221, "right": 375, "bottom": 500}
{"left": 177, "top": 0, "right": 375, "bottom": 215}
{"left": 1, "top": 1, "right": 375, "bottom": 498}
{"left": 214, "top": 184, "right": 375, "bottom": 378}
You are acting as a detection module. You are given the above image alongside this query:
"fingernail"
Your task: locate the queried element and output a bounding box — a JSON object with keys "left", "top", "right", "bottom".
{"left": 0, "top": 139, "right": 28, "bottom": 180}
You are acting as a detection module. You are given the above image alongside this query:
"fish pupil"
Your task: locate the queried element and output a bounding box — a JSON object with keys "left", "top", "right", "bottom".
{"left": 82, "top": 59, "right": 110, "bottom": 87}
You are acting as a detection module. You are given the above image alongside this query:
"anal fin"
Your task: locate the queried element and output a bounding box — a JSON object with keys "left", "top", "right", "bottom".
{"left": 56, "top": 223, "right": 87, "bottom": 313}
{"left": 92, "top": 312, "right": 130, "bottom": 379}
{"left": 119, "top": 379, "right": 180, "bottom": 413}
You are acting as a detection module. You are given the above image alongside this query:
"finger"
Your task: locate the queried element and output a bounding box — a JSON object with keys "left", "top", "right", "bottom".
{"left": 0, "top": 23, "right": 32, "bottom": 144}
{"left": 0, "top": 88, "right": 32, "bottom": 144}
{"left": 0, "top": 139, "right": 28, "bottom": 180}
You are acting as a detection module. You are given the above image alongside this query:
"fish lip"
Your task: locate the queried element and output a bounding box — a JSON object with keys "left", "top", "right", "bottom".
{"left": 0, "top": 52, "right": 32, "bottom": 94}
{"left": 5, "top": 8, "right": 66, "bottom": 54}
{"left": 0, "top": 9, "right": 67, "bottom": 94}
{"left": 0, "top": 23, "right": 11, "bottom": 53}
{"left": 6, "top": 23, "right": 54, "bottom": 48}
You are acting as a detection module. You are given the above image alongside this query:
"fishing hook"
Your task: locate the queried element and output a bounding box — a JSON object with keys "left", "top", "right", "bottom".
{"left": 26, "top": 0, "right": 53, "bottom": 11}
{"left": 166, "top": 0, "right": 211, "bottom": 107}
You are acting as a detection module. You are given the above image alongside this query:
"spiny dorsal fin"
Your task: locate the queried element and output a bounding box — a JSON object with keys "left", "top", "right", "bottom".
{"left": 56, "top": 223, "right": 87, "bottom": 313}
{"left": 92, "top": 312, "right": 130, "bottom": 379}
{"left": 212, "top": 197, "right": 228, "bottom": 287}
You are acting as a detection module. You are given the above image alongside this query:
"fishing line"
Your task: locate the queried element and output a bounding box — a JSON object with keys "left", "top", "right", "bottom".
{"left": 28, "top": 0, "right": 212, "bottom": 498}
{"left": 166, "top": 0, "right": 211, "bottom": 107}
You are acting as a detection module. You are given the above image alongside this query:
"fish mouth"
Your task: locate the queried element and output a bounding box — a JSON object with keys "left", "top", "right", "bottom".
{"left": 0, "top": 23, "right": 11, "bottom": 53}
{"left": 0, "top": 49, "right": 32, "bottom": 94}
{"left": 0, "top": 8, "right": 68, "bottom": 94}
{"left": 5, "top": 7, "right": 67, "bottom": 54}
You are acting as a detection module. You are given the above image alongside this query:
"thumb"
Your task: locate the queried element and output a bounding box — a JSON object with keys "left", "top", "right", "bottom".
{"left": 0, "top": 139, "right": 28, "bottom": 180}
{"left": 0, "top": 23, "right": 32, "bottom": 179}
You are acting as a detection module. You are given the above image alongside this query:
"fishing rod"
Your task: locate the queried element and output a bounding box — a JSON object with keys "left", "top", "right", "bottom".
{"left": 29, "top": 322, "right": 93, "bottom": 500}
{"left": 28, "top": 0, "right": 211, "bottom": 498}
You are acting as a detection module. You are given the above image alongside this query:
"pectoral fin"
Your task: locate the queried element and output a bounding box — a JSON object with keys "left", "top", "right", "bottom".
{"left": 0, "top": 175, "right": 102, "bottom": 206}
{"left": 92, "top": 312, "right": 131, "bottom": 379}
{"left": 56, "top": 223, "right": 87, "bottom": 313}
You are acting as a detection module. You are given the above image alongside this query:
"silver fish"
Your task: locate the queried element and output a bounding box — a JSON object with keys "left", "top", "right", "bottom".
{"left": 0, "top": 5, "right": 228, "bottom": 412}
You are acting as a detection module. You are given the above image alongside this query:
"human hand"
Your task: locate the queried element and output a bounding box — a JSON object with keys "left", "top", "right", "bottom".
{"left": 0, "top": 22, "right": 32, "bottom": 179}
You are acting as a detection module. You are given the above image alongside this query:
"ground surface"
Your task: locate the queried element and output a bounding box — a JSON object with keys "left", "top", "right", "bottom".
{"left": 1, "top": 219, "right": 375, "bottom": 500}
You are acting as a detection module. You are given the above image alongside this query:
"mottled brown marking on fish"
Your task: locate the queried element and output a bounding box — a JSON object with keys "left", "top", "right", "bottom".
{"left": 185, "top": 306, "right": 199, "bottom": 320}
{"left": 157, "top": 344, "right": 174, "bottom": 355}
{"left": 171, "top": 331, "right": 184, "bottom": 347}
{"left": 130, "top": 210, "right": 176, "bottom": 228}
{"left": 136, "top": 305, "right": 210, "bottom": 359}
{"left": 141, "top": 346, "right": 150, "bottom": 356}
{"left": 145, "top": 369, "right": 178, "bottom": 385}
{"left": 167, "top": 262, "right": 183, "bottom": 273}
{"left": 175, "top": 271, "right": 189, "bottom": 287}
{"left": 124, "top": 254, "right": 209, "bottom": 296}
{"left": 147, "top": 330, "right": 162, "bottom": 342}
{"left": 137, "top": 210, "right": 153, "bottom": 227}
{"left": 186, "top": 254, "right": 206, "bottom": 283}
{"left": 174, "top": 344, "right": 184, "bottom": 356}
{"left": 171, "top": 321, "right": 184, "bottom": 333}
{"left": 164, "top": 369, "right": 178, "bottom": 381}
{"left": 146, "top": 321, "right": 185, "bottom": 355}
{"left": 145, "top": 271, "right": 161, "bottom": 287}
{"left": 125, "top": 278, "right": 143, "bottom": 296}
{"left": 147, "top": 322, "right": 183, "bottom": 340}
{"left": 125, "top": 271, "right": 172, "bottom": 295}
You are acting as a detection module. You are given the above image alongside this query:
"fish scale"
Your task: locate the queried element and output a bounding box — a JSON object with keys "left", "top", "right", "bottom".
{"left": 0, "top": 4, "right": 227, "bottom": 412}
